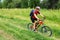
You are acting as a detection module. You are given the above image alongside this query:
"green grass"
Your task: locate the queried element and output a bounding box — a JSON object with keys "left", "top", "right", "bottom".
{"left": 0, "top": 9, "right": 60, "bottom": 40}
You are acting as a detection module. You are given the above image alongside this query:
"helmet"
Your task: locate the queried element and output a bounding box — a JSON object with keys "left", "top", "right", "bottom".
{"left": 36, "top": 6, "right": 40, "bottom": 10}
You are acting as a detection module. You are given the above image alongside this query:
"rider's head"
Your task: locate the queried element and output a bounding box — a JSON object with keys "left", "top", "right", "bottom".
{"left": 35, "top": 6, "right": 40, "bottom": 11}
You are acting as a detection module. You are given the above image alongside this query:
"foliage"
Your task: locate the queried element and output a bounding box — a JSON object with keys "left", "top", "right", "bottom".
{"left": 29, "top": 0, "right": 40, "bottom": 8}
{"left": 21, "top": 0, "right": 28, "bottom": 8}
{"left": 0, "top": 2, "right": 2, "bottom": 8}
{"left": 0, "top": 0, "right": 60, "bottom": 9}
{"left": 47, "top": 0, "right": 59, "bottom": 9}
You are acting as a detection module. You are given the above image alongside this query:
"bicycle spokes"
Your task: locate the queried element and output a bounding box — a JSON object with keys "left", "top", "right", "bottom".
{"left": 40, "top": 26, "right": 52, "bottom": 36}
{"left": 27, "top": 23, "right": 52, "bottom": 36}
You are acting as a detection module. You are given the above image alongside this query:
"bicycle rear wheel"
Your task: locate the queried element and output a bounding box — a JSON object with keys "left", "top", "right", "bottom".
{"left": 27, "top": 23, "right": 33, "bottom": 31}
{"left": 40, "top": 26, "right": 52, "bottom": 36}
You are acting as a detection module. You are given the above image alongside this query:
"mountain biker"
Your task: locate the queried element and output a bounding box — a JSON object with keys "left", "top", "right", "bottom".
{"left": 30, "top": 6, "right": 45, "bottom": 32}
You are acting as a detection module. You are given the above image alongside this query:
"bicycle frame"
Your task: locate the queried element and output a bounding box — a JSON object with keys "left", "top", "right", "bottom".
{"left": 36, "top": 18, "right": 45, "bottom": 26}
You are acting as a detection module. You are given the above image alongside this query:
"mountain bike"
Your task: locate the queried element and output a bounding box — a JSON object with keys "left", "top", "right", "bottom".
{"left": 27, "top": 18, "right": 52, "bottom": 36}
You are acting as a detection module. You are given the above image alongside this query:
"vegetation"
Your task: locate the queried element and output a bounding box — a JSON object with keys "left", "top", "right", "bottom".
{"left": 0, "top": 9, "right": 60, "bottom": 40}
{"left": 0, "top": 0, "right": 60, "bottom": 9}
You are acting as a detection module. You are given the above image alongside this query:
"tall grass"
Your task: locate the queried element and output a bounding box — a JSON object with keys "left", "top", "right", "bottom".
{"left": 0, "top": 9, "right": 60, "bottom": 40}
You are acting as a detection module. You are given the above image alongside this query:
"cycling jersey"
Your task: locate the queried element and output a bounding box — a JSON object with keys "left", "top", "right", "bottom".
{"left": 31, "top": 10, "right": 40, "bottom": 19}
{"left": 30, "top": 10, "right": 40, "bottom": 23}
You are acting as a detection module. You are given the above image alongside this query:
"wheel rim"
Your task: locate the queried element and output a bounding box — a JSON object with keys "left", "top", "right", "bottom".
{"left": 41, "top": 26, "right": 52, "bottom": 36}
{"left": 27, "top": 23, "right": 33, "bottom": 31}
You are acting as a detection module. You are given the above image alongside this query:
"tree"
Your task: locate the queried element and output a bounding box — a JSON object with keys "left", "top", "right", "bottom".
{"left": 0, "top": 0, "right": 2, "bottom": 8}
{"left": 2, "top": 0, "right": 12, "bottom": 8}
{"left": 1, "top": 0, "right": 60, "bottom": 9}
{"left": 29, "top": 0, "right": 40, "bottom": 8}
{"left": 21, "top": 0, "right": 28, "bottom": 8}
{"left": 47, "top": 0, "right": 59, "bottom": 9}
{"left": 40, "top": 0, "right": 48, "bottom": 8}
{"left": 2, "top": 0, "right": 21, "bottom": 8}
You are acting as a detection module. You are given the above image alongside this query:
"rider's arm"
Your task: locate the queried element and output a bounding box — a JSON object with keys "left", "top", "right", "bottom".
{"left": 39, "top": 12, "right": 44, "bottom": 17}
{"left": 40, "top": 13, "right": 44, "bottom": 17}
{"left": 34, "top": 14, "right": 39, "bottom": 20}
{"left": 40, "top": 13, "right": 46, "bottom": 19}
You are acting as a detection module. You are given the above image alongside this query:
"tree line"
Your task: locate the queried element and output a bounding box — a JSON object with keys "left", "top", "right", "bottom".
{"left": 0, "top": 0, "right": 60, "bottom": 9}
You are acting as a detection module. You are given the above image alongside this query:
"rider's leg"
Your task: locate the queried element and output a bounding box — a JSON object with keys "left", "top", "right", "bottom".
{"left": 32, "top": 22, "right": 36, "bottom": 30}
{"left": 33, "top": 21, "right": 38, "bottom": 32}
{"left": 34, "top": 20, "right": 38, "bottom": 32}
{"left": 30, "top": 17, "right": 37, "bottom": 31}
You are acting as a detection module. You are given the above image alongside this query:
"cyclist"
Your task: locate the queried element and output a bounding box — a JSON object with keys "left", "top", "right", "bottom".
{"left": 30, "top": 6, "right": 45, "bottom": 32}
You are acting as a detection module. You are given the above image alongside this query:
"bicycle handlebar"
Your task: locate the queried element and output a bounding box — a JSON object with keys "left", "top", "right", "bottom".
{"left": 39, "top": 17, "right": 46, "bottom": 21}
{"left": 37, "top": 16, "right": 46, "bottom": 23}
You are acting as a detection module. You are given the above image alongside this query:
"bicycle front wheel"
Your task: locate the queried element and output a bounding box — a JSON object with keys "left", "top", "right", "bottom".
{"left": 40, "top": 26, "right": 52, "bottom": 36}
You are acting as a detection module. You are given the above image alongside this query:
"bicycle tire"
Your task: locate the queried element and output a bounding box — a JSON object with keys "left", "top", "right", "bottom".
{"left": 40, "top": 26, "right": 52, "bottom": 36}
{"left": 27, "top": 23, "right": 33, "bottom": 31}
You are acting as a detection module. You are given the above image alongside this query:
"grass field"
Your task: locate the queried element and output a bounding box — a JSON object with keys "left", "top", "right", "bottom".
{"left": 0, "top": 9, "right": 60, "bottom": 40}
